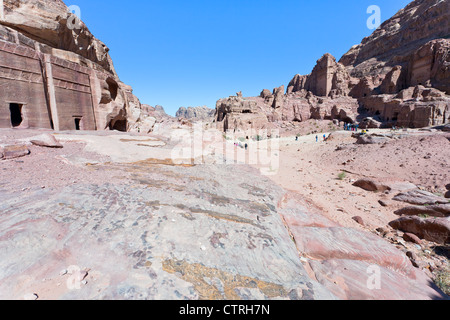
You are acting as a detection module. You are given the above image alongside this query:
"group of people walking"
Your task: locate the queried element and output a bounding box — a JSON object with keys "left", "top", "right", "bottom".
{"left": 344, "top": 123, "right": 359, "bottom": 132}
{"left": 234, "top": 142, "right": 248, "bottom": 150}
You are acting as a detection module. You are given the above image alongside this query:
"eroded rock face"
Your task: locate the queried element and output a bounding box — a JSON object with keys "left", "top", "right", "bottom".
{"left": 2, "top": 0, "right": 116, "bottom": 74}
{"left": 289, "top": 54, "right": 352, "bottom": 98}
{"left": 176, "top": 106, "right": 215, "bottom": 120}
{"left": 340, "top": 0, "right": 450, "bottom": 80}
{"left": 29, "top": 133, "right": 63, "bottom": 148}
{"left": 0, "top": 144, "right": 29, "bottom": 159}
{"left": 214, "top": 0, "right": 449, "bottom": 132}
{"left": 0, "top": 161, "right": 337, "bottom": 300}
{"left": 0, "top": 0, "right": 152, "bottom": 132}
{"left": 394, "top": 204, "right": 450, "bottom": 218}
{"left": 389, "top": 216, "right": 450, "bottom": 244}
{"left": 214, "top": 95, "right": 270, "bottom": 133}
{"left": 0, "top": 141, "right": 446, "bottom": 300}
{"left": 393, "top": 190, "right": 449, "bottom": 205}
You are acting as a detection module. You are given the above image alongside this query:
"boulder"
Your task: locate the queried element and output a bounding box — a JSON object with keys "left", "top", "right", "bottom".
{"left": 1, "top": 145, "right": 30, "bottom": 160}
{"left": 379, "top": 65, "right": 407, "bottom": 94}
{"left": 358, "top": 117, "right": 382, "bottom": 129}
{"left": 389, "top": 216, "right": 450, "bottom": 244}
{"left": 29, "top": 134, "right": 63, "bottom": 148}
{"left": 356, "top": 135, "right": 388, "bottom": 145}
{"left": 394, "top": 204, "right": 450, "bottom": 218}
{"left": 0, "top": 0, "right": 151, "bottom": 133}
{"left": 175, "top": 106, "right": 215, "bottom": 120}
{"left": 260, "top": 89, "right": 272, "bottom": 99}
{"left": 352, "top": 216, "right": 365, "bottom": 226}
{"left": 403, "top": 233, "right": 423, "bottom": 245}
{"left": 353, "top": 179, "right": 391, "bottom": 192}
{"left": 393, "top": 190, "right": 449, "bottom": 205}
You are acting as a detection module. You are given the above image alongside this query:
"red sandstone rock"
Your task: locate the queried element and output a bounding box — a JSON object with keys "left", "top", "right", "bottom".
{"left": 389, "top": 216, "right": 450, "bottom": 244}
{"left": 2, "top": 145, "right": 30, "bottom": 160}
{"left": 214, "top": 0, "right": 450, "bottom": 133}
{"left": 393, "top": 190, "right": 449, "bottom": 205}
{"left": 0, "top": 0, "right": 154, "bottom": 133}
{"left": 394, "top": 204, "right": 450, "bottom": 218}
{"left": 29, "top": 134, "right": 63, "bottom": 148}
{"left": 352, "top": 216, "right": 365, "bottom": 226}
{"left": 403, "top": 232, "right": 423, "bottom": 245}
{"left": 353, "top": 179, "right": 391, "bottom": 192}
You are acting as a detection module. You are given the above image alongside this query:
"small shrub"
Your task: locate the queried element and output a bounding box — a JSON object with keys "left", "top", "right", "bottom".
{"left": 434, "top": 269, "right": 450, "bottom": 296}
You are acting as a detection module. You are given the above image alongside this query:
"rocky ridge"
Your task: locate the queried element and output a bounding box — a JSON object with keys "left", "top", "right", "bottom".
{"left": 214, "top": 0, "right": 450, "bottom": 133}
{"left": 0, "top": 0, "right": 160, "bottom": 133}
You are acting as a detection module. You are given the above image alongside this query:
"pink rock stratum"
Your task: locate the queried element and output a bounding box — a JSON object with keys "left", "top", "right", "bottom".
{"left": 0, "top": 0, "right": 449, "bottom": 301}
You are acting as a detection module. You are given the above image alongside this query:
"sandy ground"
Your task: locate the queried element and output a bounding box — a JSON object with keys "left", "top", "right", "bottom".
{"left": 1, "top": 126, "right": 449, "bottom": 297}
{"left": 257, "top": 128, "right": 450, "bottom": 231}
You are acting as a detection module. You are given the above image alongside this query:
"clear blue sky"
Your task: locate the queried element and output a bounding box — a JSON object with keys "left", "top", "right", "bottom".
{"left": 64, "top": 0, "right": 411, "bottom": 116}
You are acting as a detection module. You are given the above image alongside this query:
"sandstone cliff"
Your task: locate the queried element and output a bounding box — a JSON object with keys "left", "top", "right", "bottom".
{"left": 340, "top": 0, "right": 449, "bottom": 82}
{"left": 176, "top": 106, "right": 215, "bottom": 120}
{"left": 214, "top": 0, "right": 450, "bottom": 133}
{"left": 0, "top": 0, "right": 151, "bottom": 132}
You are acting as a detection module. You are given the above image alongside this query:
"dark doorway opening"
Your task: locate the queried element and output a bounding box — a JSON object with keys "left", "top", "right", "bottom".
{"left": 74, "top": 118, "right": 82, "bottom": 130}
{"left": 110, "top": 119, "right": 127, "bottom": 132}
{"left": 10, "top": 103, "right": 23, "bottom": 127}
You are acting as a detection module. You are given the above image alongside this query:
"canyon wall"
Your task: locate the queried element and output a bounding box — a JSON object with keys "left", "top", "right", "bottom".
{"left": 0, "top": 0, "right": 148, "bottom": 132}
{"left": 214, "top": 0, "right": 450, "bottom": 133}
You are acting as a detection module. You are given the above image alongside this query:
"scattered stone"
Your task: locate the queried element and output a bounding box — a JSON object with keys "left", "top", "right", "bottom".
{"left": 403, "top": 232, "right": 423, "bottom": 245}
{"left": 175, "top": 106, "right": 215, "bottom": 120}
{"left": 359, "top": 117, "right": 382, "bottom": 129}
{"left": 352, "top": 179, "right": 391, "bottom": 192}
{"left": 406, "top": 251, "right": 418, "bottom": 261}
{"left": 376, "top": 227, "right": 389, "bottom": 237}
{"left": 378, "top": 200, "right": 389, "bottom": 207}
{"left": 2, "top": 145, "right": 30, "bottom": 160}
{"left": 393, "top": 190, "right": 449, "bottom": 205}
{"left": 29, "top": 134, "right": 63, "bottom": 148}
{"left": 394, "top": 204, "right": 450, "bottom": 218}
{"left": 389, "top": 216, "right": 450, "bottom": 244}
{"left": 445, "top": 184, "right": 450, "bottom": 199}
